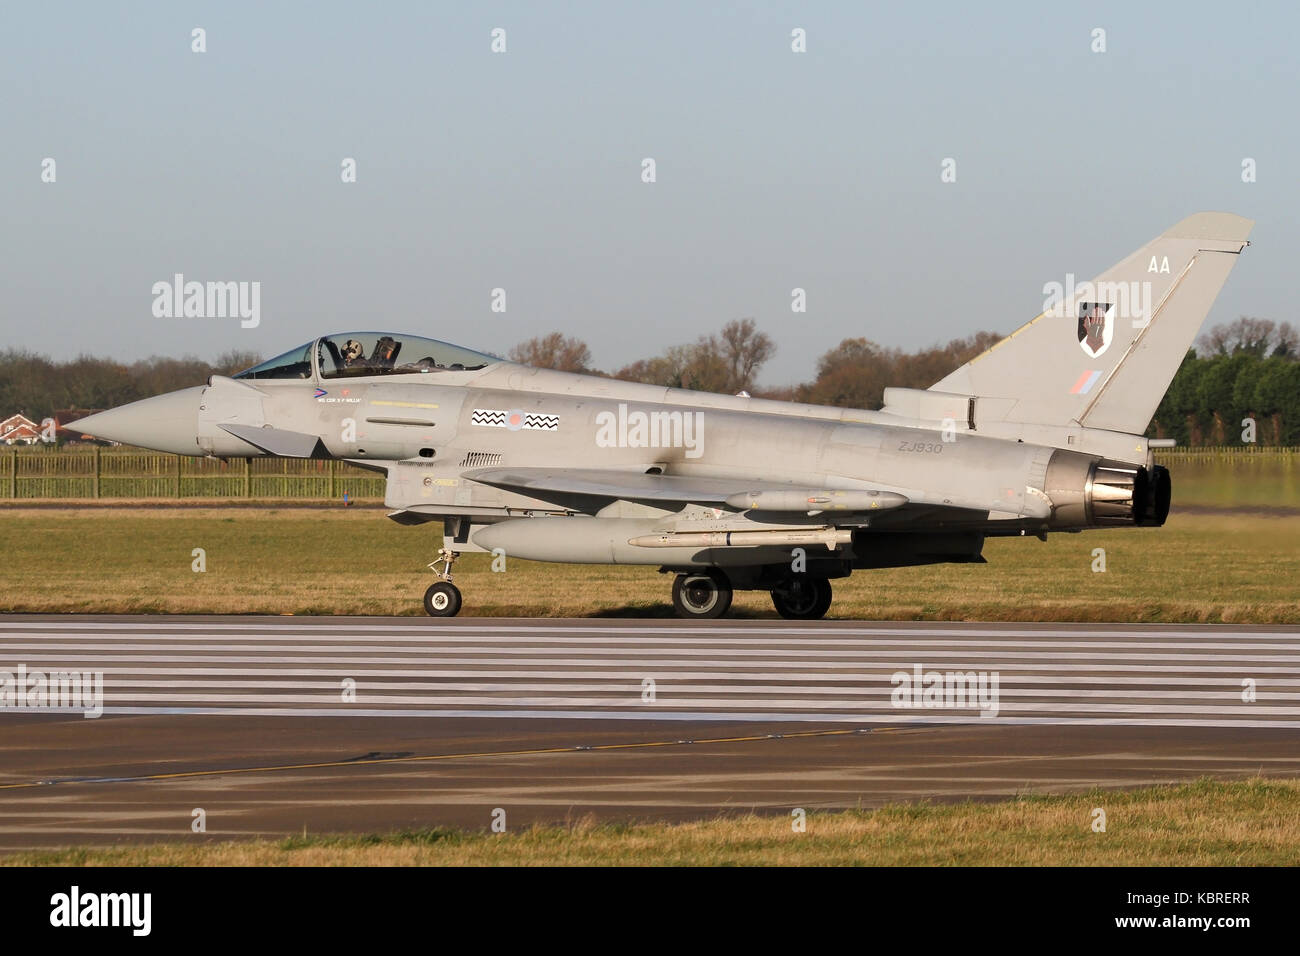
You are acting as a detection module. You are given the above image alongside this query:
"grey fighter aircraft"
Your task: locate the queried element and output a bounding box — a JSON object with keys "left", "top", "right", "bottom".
{"left": 72, "top": 212, "right": 1252, "bottom": 619}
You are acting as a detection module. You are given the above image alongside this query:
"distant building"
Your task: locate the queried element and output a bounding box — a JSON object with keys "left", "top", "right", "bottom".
{"left": 0, "top": 411, "right": 113, "bottom": 446}
{"left": 53, "top": 409, "right": 108, "bottom": 445}
{"left": 0, "top": 413, "right": 42, "bottom": 445}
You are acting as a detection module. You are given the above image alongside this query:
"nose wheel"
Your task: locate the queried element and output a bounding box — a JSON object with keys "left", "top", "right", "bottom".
{"left": 423, "top": 581, "right": 462, "bottom": 617}
{"left": 424, "top": 548, "right": 463, "bottom": 617}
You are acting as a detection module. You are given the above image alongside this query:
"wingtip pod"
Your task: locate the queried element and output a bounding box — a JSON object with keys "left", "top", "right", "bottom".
{"left": 1161, "top": 211, "right": 1254, "bottom": 244}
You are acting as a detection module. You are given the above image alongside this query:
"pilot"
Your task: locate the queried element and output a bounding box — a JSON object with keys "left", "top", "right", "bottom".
{"left": 341, "top": 339, "right": 365, "bottom": 368}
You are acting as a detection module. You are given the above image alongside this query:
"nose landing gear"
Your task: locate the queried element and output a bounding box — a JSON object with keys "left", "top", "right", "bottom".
{"left": 423, "top": 547, "right": 463, "bottom": 617}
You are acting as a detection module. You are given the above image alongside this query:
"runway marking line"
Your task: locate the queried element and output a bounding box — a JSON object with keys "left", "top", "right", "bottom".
{"left": 0, "top": 728, "right": 872, "bottom": 793}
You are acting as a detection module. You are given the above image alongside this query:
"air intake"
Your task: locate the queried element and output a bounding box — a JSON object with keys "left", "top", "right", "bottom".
{"left": 459, "top": 451, "right": 503, "bottom": 468}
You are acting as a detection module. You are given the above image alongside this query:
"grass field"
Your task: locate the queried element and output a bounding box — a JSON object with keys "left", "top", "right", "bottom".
{"left": 1168, "top": 454, "right": 1300, "bottom": 509}
{"left": 7, "top": 780, "right": 1298, "bottom": 866}
{"left": 0, "top": 506, "right": 1296, "bottom": 620}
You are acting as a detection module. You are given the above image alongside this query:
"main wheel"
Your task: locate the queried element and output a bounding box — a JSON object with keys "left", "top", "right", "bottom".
{"left": 423, "top": 581, "right": 462, "bottom": 617}
{"left": 771, "top": 577, "right": 832, "bottom": 620}
{"left": 671, "top": 570, "right": 733, "bottom": 619}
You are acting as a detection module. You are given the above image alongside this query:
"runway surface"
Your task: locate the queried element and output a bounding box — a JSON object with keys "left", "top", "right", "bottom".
{"left": 1, "top": 615, "right": 1297, "bottom": 850}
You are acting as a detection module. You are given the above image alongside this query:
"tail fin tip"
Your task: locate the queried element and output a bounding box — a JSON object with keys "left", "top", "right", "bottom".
{"left": 1162, "top": 211, "right": 1254, "bottom": 243}
{"left": 929, "top": 211, "right": 1254, "bottom": 435}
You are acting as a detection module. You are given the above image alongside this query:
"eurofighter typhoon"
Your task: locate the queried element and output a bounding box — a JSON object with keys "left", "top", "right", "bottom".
{"left": 72, "top": 213, "right": 1252, "bottom": 618}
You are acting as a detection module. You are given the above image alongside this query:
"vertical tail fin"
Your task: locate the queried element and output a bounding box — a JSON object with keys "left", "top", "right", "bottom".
{"left": 932, "top": 212, "right": 1253, "bottom": 433}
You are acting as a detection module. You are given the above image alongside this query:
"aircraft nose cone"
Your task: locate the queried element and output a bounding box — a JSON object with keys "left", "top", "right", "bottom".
{"left": 69, "top": 386, "right": 204, "bottom": 455}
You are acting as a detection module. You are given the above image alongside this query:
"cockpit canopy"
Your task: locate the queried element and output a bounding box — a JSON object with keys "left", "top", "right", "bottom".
{"left": 232, "top": 333, "right": 498, "bottom": 381}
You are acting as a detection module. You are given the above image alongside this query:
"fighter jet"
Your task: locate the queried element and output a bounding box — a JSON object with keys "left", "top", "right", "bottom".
{"left": 72, "top": 212, "right": 1252, "bottom": 619}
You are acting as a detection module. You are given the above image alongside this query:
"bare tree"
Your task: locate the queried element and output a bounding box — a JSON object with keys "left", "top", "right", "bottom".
{"left": 1272, "top": 322, "right": 1298, "bottom": 359}
{"left": 715, "top": 318, "right": 775, "bottom": 393}
{"left": 799, "top": 338, "right": 898, "bottom": 409}
{"left": 213, "top": 350, "right": 263, "bottom": 376}
{"left": 797, "top": 331, "right": 1000, "bottom": 410}
{"left": 614, "top": 319, "right": 775, "bottom": 395}
{"left": 508, "top": 333, "right": 592, "bottom": 373}
{"left": 1198, "top": 317, "right": 1278, "bottom": 357}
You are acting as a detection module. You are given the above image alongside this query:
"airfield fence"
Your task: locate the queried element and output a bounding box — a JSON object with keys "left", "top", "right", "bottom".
{"left": 1153, "top": 445, "right": 1300, "bottom": 460}
{"left": 0, "top": 447, "right": 385, "bottom": 500}
{"left": 0, "top": 445, "right": 1295, "bottom": 501}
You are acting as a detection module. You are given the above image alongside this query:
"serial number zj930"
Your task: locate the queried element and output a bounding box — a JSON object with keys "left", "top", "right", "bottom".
{"left": 897, "top": 440, "right": 944, "bottom": 453}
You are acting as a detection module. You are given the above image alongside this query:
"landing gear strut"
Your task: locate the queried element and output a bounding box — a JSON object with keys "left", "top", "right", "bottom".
{"left": 771, "top": 577, "right": 832, "bottom": 620}
{"left": 671, "top": 569, "right": 733, "bottom": 619}
{"left": 424, "top": 547, "right": 462, "bottom": 617}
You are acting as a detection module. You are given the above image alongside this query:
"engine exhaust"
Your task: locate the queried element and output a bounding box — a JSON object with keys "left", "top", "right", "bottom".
{"left": 1043, "top": 451, "right": 1171, "bottom": 528}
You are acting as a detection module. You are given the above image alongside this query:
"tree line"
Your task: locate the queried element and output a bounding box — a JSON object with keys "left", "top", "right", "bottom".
{"left": 1152, "top": 318, "right": 1300, "bottom": 445}
{"left": 507, "top": 321, "right": 1002, "bottom": 410}
{"left": 0, "top": 351, "right": 260, "bottom": 423}
{"left": 513, "top": 316, "right": 1300, "bottom": 446}
{"left": 3, "top": 317, "right": 1295, "bottom": 445}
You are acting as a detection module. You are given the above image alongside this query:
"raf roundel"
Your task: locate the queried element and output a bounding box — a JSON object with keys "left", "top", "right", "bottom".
{"left": 471, "top": 408, "right": 560, "bottom": 431}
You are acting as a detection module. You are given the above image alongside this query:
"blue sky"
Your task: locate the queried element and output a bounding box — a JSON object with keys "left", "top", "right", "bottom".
{"left": 2, "top": 1, "right": 1295, "bottom": 383}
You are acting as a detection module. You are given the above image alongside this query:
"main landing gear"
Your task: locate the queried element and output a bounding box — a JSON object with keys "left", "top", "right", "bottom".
{"left": 671, "top": 569, "right": 733, "bottom": 619}
{"left": 770, "top": 576, "right": 833, "bottom": 620}
{"left": 420, "top": 550, "right": 838, "bottom": 621}
{"left": 668, "top": 569, "right": 834, "bottom": 621}
{"left": 423, "top": 547, "right": 463, "bottom": 617}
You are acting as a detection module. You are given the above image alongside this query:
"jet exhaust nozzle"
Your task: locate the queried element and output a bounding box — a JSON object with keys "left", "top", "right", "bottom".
{"left": 1043, "top": 452, "right": 1171, "bottom": 529}
{"left": 1088, "top": 461, "right": 1171, "bottom": 527}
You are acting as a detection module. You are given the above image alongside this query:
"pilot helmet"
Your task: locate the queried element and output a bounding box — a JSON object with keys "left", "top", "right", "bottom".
{"left": 342, "top": 339, "right": 363, "bottom": 362}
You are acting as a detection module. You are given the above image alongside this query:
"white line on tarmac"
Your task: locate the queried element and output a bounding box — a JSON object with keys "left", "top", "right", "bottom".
{"left": 3, "top": 619, "right": 1293, "bottom": 728}
{"left": 9, "top": 667, "right": 1295, "bottom": 684}
{"left": 8, "top": 706, "right": 1296, "bottom": 728}
{"left": 3, "top": 621, "right": 1295, "bottom": 639}
{"left": 3, "top": 654, "right": 1298, "bottom": 673}
{"left": 1, "top": 644, "right": 1296, "bottom": 662}
{"left": 6, "top": 638, "right": 1299, "bottom": 656}
{"left": 8, "top": 693, "right": 1288, "bottom": 714}
{"left": 6, "top": 631, "right": 1300, "bottom": 649}
{"left": 80, "top": 680, "right": 1300, "bottom": 700}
